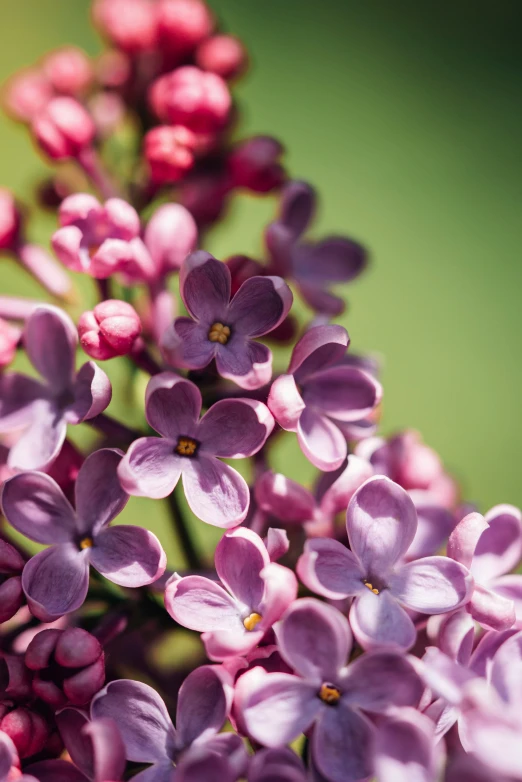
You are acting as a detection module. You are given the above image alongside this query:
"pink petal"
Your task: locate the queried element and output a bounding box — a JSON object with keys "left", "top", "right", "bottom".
{"left": 52, "top": 224, "right": 88, "bottom": 272}
{"left": 447, "top": 511, "right": 489, "bottom": 569}
{"left": 297, "top": 408, "right": 347, "bottom": 471}
{"left": 215, "top": 528, "right": 270, "bottom": 608}
{"left": 390, "top": 556, "right": 473, "bottom": 614}
{"left": 227, "top": 276, "right": 293, "bottom": 338}
{"left": 197, "top": 399, "right": 274, "bottom": 458}
{"left": 257, "top": 562, "right": 298, "bottom": 629}
{"left": 2, "top": 471, "right": 76, "bottom": 544}
{"left": 490, "top": 631, "right": 522, "bottom": 708}
{"left": 255, "top": 471, "right": 316, "bottom": 523}
{"left": 66, "top": 361, "right": 112, "bottom": 423}
{"left": 373, "top": 708, "right": 440, "bottom": 782}
{"left": 265, "top": 528, "right": 290, "bottom": 561}
{"left": 493, "top": 574, "right": 522, "bottom": 626}
{"left": 22, "top": 545, "right": 90, "bottom": 621}
{"left": 182, "top": 456, "right": 250, "bottom": 528}
{"left": 8, "top": 400, "right": 67, "bottom": 471}
{"left": 117, "top": 437, "right": 182, "bottom": 499}
{"left": 180, "top": 251, "right": 230, "bottom": 323}
{"left": 468, "top": 583, "right": 515, "bottom": 631}
{"left": 406, "top": 494, "right": 457, "bottom": 561}
{"left": 267, "top": 374, "right": 305, "bottom": 432}
{"left": 297, "top": 538, "right": 366, "bottom": 600}
{"left": 288, "top": 324, "right": 348, "bottom": 378}
{"left": 176, "top": 664, "right": 233, "bottom": 748}
{"left": 350, "top": 589, "right": 417, "bottom": 651}
{"left": 319, "top": 454, "right": 374, "bottom": 518}
{"left": 145, "top": 373, "right": 201, "bottom": 440}
{"left": 89, "top": 525, "right": 166, "bottom": 587}
{"left": 74, "top": 448, "right": 128, "bottom": 535}
{"left": 24, "top": 305, "right": 76, "bottom": 393}
{"left": 313, "top": 701, "right": 373, "bottom": 782}
{"left": 472, "top": 504, "right": 522, "bottom": 583}
{"left": 165, "top": 574, "right": 243, "bottom": 632}
{"left": 437, "top": 610, "right": 475, "bottom": 665}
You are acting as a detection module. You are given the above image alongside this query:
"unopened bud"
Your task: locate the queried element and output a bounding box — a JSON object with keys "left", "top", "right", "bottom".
{"left": 79, "top": 299, "right": 142, "bottom": 360}
{"left": 196, "top": 34, "right": 247, "bottom": 80}
{"left": 0, "top": 708, "right": 49, "bottom": 759}
{"left": 156, "top": 0, "right": 213, "bottom": 58}
{"left": 0, "top": 190, "right": 21, "bottom": 250}
{"left": 92, "top": 0, "right": 158, "bottom": 53}
{"left": 3, "top": 69, "right": 53, "bottom": 123}
{"left": 43, "top": 47, "right": 93, "bottom": 96}
{"left": 144, "top": 125, "right": 196, "bottom": 184}
{"left": 228, "top": 136, "right": 285, "bottom": 193}
{"left": 32, "top": 97, "right": 95, "bottom": 160}
{"left": 144, "top": 203, "right": 197, "bottom": 275}
{"left": 0, "top": 319, "right": 20, "bottom": 369}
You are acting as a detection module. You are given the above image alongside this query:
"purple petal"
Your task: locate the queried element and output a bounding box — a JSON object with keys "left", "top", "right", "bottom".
{"left": 117, "top": 437, "right": 182, "bottom": 499}
{"left": 91, "top": 679, "right": 176, "bottom": 764}
{"left": 257, "top": 562, "right": 299, "bottom": 629}
{"left": 24, "top": 306, "right": 76, "bottom": 392}
{"left": 468, "top": 583, "right": 516, "bottom": 631}
{"left": 493, "top": 574, "right": 522, "bottom": 625}
{"left": 313, "top": 701, "right": 373, "bottom": 782}
{"left": 0, "top": 732, "right": 17, "bottom": 780}
{"left": 389, "top": 556, "right": 473, "bottom": 614}
{"left": 145, "top": 373, "right": 201, "bottom": 440}
{"left": 373, "top": 708, "right": 439, "bottom": 782}
{"left": 22, "top": 545, "right": 90, "bottom": 621}
{"left": 297, "top": 408, "right": 347, "bottom": 471}
{"left": 295, "top": 236, "right": 366, "bottom": 284}
{"left": 164, "top": 574, "right": 243, "bottom": 632}
{"left": 350, "top": 589, "right": 417, "bottom": 651}
{"left": 342, "top": 652, "right": 423, "bottom": 713}
{"left": 437, "top": 610, "right": 475, "bottom": 665}
{"left": 66, "top": 362, "right": 112, "bottom": 423}
{"left": 227, "top": 276, "right": 293, "bottom": 338}
{"left": 215, "top": 528, "right": 269, "bottom": 609}
{"left": 296, "top": 280, "right": 345, "bottom": 316}
{"left": 275, "top": 598, "right": 351, "bottom": 682}
{"left": 249, "top": 748, "right": 306, "bottom": 782}
{"left": 319, "top": 455, "right": 374, "bottom": 518}
{"left": 347, "top": 476, "right": 417, "bottom": 575}
{"left": 406, "top": 495, "right": 457, "bottom": 561}
{"left": 265, "top": 528, "right": 290, "bottom": 561}
{"left": 267, "top": 374, "right": 306, "bottom": 432}
{"left": 297, "top": 538, "right": 366, "bottom": 599}
{"left": 215, "top": 338, "right": 273, "bottom": 390}
{"left": 278, "top": 180, "right": 316, "bottom": 237}
{"left": 202, "top": 628, "right": 264, "bottom": 661}
{"left": 470, "top": 628, "right": 520, "bottom": 678}
{"left": 287, "top": 325, "right": 348, "bottom": 378}
{"left": 255, "top": 471, "right": 316, "bottom": 523}
{"left": 265, "top": 221, "right": 294, "bottom": 277}
{"left": 182, "top": 456, "right": 250, "bottom": 528}
{"left": 23, "top": 760, "right": 88, "bottom": 782}
{"left": 198, "top": 399, "right": 274, "bottom": 458}
{"left": 130, "top": 762, "right": 174, "bottom": 782}
{"left": 8, "top": 400, "right": 66, "bottom": 471}
{"left": 84, "top": 717, "right": 127, "bottom": 782}
{"left": 175, "top": 751, "right": 236, "bottom": 782}
{"left": 180, "top": 251, "right": 230, "bottom": 323}
{"left": 0, "top": 372, "right": 45, "bottom": 431}
{"left": 303, "top": 366, "right": 381, "bottom": 423}
{"left": 176, "top": 665, "right": 232, "bottom": 748}
{"left": 447, "top": 511, "right": 489, "bottom": 569}
{"left": 55, "top": 708, "right": 93, "bottom": 778}
{"left": 2, "top": 471, "right": 76, "bottom": 543}
{"left": 490, "top": 631, "right": 522, "bottom": 709}
{"left": 90, "top": 525, "right": 166, "bottom": 587}
{"left": 74, "top": 448, "right": 128, "bottom": 535}
{"left": 162, "top": 317, "right": 216, "bottom": 370}
{"left": 472, "top": 504, "right": 522, "bottom": 583}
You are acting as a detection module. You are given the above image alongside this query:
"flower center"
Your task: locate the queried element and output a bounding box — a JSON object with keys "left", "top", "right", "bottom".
{"left": 79, "top": 537, "right": 93, "bottom": 550}
{"left": 363, "top": 580, "right": 380, "bottom": 595}
{"left": 208, "top": 322, "right": 231, "bottom": 344}
{"left": 175, "top": 436, "right": 198, "bottom": 457}
{"left": 319, "top": 683, "right": 341, "bottom": 705}
{"left": 243, "top": 612, "right": 263, "bottom": 631}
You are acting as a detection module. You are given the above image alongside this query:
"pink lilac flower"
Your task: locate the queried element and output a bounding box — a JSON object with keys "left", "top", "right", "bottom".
{"left": 42, "top": 47, "right": 93, "bottom": 96}
{"left": 1, "top": 448, "right": 166, "bottom": 621}
{"left": 118, "top": 373, "right": 274, "bottom": 526}
{"left": 162, "top": 251, "right": 293, "bottom": 389}
{"left": 298, "top": 476, "right": 472, "bottom": 650}
{"left": 267, "top": 325, "right": 382, "bottom": 471}
{"left": 0, "top": 305, "right": 111, "bottom": 470}
{"left": 165, "top": 527, "right": 298, "bottom": 660}
{"left": 447, "top": 505, "right": 522, "bottom": 630}
{"left": 144, "top": 125, "right": 198, "bottom": 184}
{"left": 144, "top": 203, "right": 198, "bottom": 277}
{"left": 235, "top": 598, "right": 423, "bottom": 782}
{"left": 92, "top": 0, "right": 158, "bottom": 53}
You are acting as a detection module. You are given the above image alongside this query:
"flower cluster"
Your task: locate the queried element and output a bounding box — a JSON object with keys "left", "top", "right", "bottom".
{"left": 0, "top": 1, "right": 520, "bottom": 781}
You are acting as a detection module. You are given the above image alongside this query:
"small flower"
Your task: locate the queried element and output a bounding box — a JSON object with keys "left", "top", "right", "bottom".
{"left": 298, "top": 476, "right": 473, "bottom": 650}
{"left": 0, "top": 305, "right": 111, "bottom": 471}
{"left": 78, "top": 299, "right": 142, "bottom": 360}
{"left": 1, "top": 448, "right": 166, "bottom": 621}
{"left": 144, "top": 125, "right": 197, "bottom": 184}
{"left": 267, "top": 325, "right": 381, "bottom": 471}
{"left": 118, "top": 372, "right": 274, "bottom": 526}
{"left": 165, "top": 527, "right": 298, "bottom": 660}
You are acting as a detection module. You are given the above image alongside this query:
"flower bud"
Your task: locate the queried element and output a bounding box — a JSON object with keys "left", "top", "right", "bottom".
{"left": 0, "top": 190, "right": 21, "bottom": 251}
{"left": 3, "top": 69, "right": 53, "bottom": 123}
{"left": 156, "top": 0, "right": 213, "bottom": 58}
{"left": 92, "top": 0, "right": 158, "bottom": 53}
{"left": 0, "top": 541, "right": 24, "bottom": 623}
{"left": 0, "top": 319, "right": 20, "bottom": 369}
{"left": 226, "top": 254, "right": 264, "bottom": 296}
{"left": 79, "top": 299, "right": 142, "bottom": 360}
{"left": 178, "top": 168, "right": 230, "bottom": 226}
{"left": 228, "top": 136, "right": 285, "bottom": 193}
{"left": 88, "top": 92, "right": 126, "bottom": 138}
{"left": 144, "top": 125, "right": 196, "bottom": 183}
{"left": 32, "top": 97, "right": 95, "bottom": 160}
{"left": 149, "top": 66, "right": 231, "bottom": 134}
{"left": 144, "top": 203, "right": 197, "bottom": 275}
{"left": 0, "top": 708, "right": 49, "bottom": 759}
{"left": 196, "top": 34, "right": 247, "bottom": 80}
{"left": 43, "top": 47, "right": 93, "bottom": 96}
{"left": 96, "top": 50, "right": 131, "bottom": 88}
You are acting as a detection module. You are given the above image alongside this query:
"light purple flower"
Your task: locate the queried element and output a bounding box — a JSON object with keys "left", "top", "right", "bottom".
{"left": 297, "top": 476, "right": 473, "bottom": 650}
{"left": 1, "top": 448, "right": 166, "bottom": 621}
{"left": 447, "top": 505, "right": 522, "bottom": 631}
{"left": 165, "top": 527, "right": 298, "bottom": 660}
{"left": 265, "top": 180, "right": 367, "bottom": 316}
{"left": 267, "top": 325, "right": 382, "bottom": 471}
{"left": 118, "top": 372, "right": 274, "bottom": 527}
{"left": 373, "top": 707, "right": 443, "bottom": 782}
{"left": 235, "top": 598, "right": 423, "bottom": 782}
{"left": 161, "top": 251, "right": 293, "bottom": 389}
{"left": 0, "top": 305, "right": 111, "bottom": 470}
{"left": 91, "top": 666, "right": 247, "bottom": 782}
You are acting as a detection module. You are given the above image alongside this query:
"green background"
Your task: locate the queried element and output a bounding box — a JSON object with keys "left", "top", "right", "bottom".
{"left": 1, "top": 0, "right": 521, "bottom": 564}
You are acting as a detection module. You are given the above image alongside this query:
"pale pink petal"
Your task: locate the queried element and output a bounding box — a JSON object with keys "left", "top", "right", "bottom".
{"left": 255, "top": 471, "right": 316, "bottom": 523}
{"left": 66, "top": 362, "right": 112, "bottom": 423}
{"left": 389, "top": 556, "right": 473, "bottom": 614}
{"left": 472, "top": 504, "right": 522, "bottom": 583}
{"left": 350, "top": 589, "right": 417, "bottom": 651}
{"left": 447, "top": 512, "right": 489, "bottom": 569}
{"left": 288, "top": 325, "right": 348, "bottom": 378}
{"left": 215, "top": 527, "right": 269, "bottom": 608}
{"left": 297, "top": 408, "right": 347, "bottom": 471}
{"left": 165, "top": 574, "right": 243, "bottom": 632}
{"left": 182, "top": 456, "right": 250, "bottom": 528}
{"left": 468, "top": 583, "right": 516, "bottom": 631}
{"left": 319, "top": 455, "right": 374, "bottom": 518}
{"left": 118, "top": 437, "right": 182, "bottom": 499}
{"left": 267, "top": 374, "right": 305, "bottom": 432}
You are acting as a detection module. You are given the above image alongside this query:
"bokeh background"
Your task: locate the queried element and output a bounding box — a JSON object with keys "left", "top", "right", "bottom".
{"left": 1, "top": 0, "right": 521, "bottom": 563}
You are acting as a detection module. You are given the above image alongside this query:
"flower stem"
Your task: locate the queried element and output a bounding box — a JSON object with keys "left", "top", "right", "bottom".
{"left": 87, "top": 412, "right": 141, "bottom": 446}
{"left": 130, "top": 337, "right": 163, "bottom": 375}
{"left": 77, "top": 146, "right": 122, "bottom": 200}
{"left": 166, "top": 488, "right": 201, "bottom": 571}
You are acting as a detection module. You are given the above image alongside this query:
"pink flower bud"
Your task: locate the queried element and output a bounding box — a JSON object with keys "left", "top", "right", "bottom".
{"left": 88, "top": 92, "right": 126, "bottom": 138}
{"left": 0, "top": 708, "right": 49, "bottom": 759}
{"left": 0, "top": 190, "right": 21, "bottom": 250}
{"left": 144, "top": 203, "right": 197, "bottom": 274}
{"left": 0, "top": 318, "right": 19, "bottom": 369}
{"left": 3, "top": 69, "right": 53, "bottom": 123}
{"left": 43, "top": 47, "right": 93, "bottom": 96}
{"left": 32, "top": 97, "right": 95, "bottom": 160}
{"left": 96, "top": 50, "right": 131, "bottom": 88}
{"left": 144, "top": 125, "right": 196, "bottom": 184}
{"left": 228, "top": 136, "right": 286, "bottom": 193}
{"left": 196, "top": 34, "right": 248, "bottom": 80}
{"left": 93, "top": 0, "right": 158, "bottom": 53}
{"left": 79, "top": 299, "right": 142, "bottom": 360}
{"left": 156, "top": 0, "right": 214, "bottom": 58}
{"left": 149, "top": 66, "right": 231, "bottom": 134}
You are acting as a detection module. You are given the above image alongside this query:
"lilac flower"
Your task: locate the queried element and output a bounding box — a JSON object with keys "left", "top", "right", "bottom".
{"left": 161, "top": 251, "right": 293, "bottom": 389}
{"left": 267, "top": 325, "right": 382, "bottom": 471}
{"left": 91, "top": 665, "right": 247, "bottom": 782}
{"left": 118, "top": 372, "right": 274, "bottom": 527}
{"left": 447, "top": 505, "right": 522, "bottom": 630}
{"left": 297, "top": 476, "right": 472, "bottom": 650}
{"left": 165, "top": 527, "right": 298, "bottom": 660}
{"left": 265, "top": 180, "right": 367, "bottom": 316}
{"left": 0, "top": 305, "right": 111, "bottom": 470}
{"left": 1, "top": 448, "right": 166, "bottom": 621}
{"left": 235, "top": 598, "right": 423, "bottom": 782}
{"left": 372, "top": 707, "right": 443, "bottom": 782}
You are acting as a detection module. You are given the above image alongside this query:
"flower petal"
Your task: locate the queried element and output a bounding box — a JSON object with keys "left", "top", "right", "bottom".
{"left": 0, "top": 732, "right": 17, "bottom": 780}
{"left": 22, "top": 545, "right": 90, "bottom": 621}
{"left": 164, "top": 574, "right": 243, "bottom": 632}
{"left": 0, "top": 372, "right": 45, "bottom": 431}
{"left": 389, "top": 556, "right": 473, "bottom": 614}
{"left": 182, "top": 456, "right": 250, "bottom": 528}
{"left": 288, "top": 325, "right": 348, "bottom": 378}
{"left": 258, "top": 562, "right": 299, "bottom": 629}
{"left": 296, "top": 280, "right": 345, "bottom": 316}
{"left": 162, "top": 317, "right": 216, "bottom": 370}
{"left": 8, "top": 400, "right": 67, "bottom": 471}
{"left": 84, "top": 717, "right": 127, "bottom": 782}
{"left": 55, "top": 708, "right": 93, "bottom": 778}
{"left": 176, "top": 664, "right": 233, "bottom": 748}
{"left": 74, "top": 448, "right": 128, "bottom": 535}
{"left": 350, "top": 589, "right": 417, "bottom": 651}
{"left": 66, "top": 362, "right": 112, "bottom": 423}
{"left": 215, "top": 338, "right": 273, "bottom": 390}
{"left": 297, "top": 538, "right": 366, "bottom": 599}
{"left": 278, "top": 180, "right": 316, "bottom": 236}
{"left": 313, "top": 701, "right": 374, "bottom": 782}
{"left": 180, "top": 251, "right": 230, "bottom": 323}
{"left": 319, "top": 455, "right": 374, "bottom": 518}
{"left": 342, "top": 652, "right": 423, "bottom": 712}
{"left": 227, "top": 276, "right": 293, "bottom": 338}
{"left": 145, "top": 373, "right": 201, "bottom": 440}
{"left": 468, "top": 583, "right": 515, "bottom": 631}
{"left": 472, "top": 504, "right": 522, "bottom": 583}
{"left": 347, "top": 476, "right": 417, "bottom": 574}
{"left": 267, "top": 374, "right": 306, "bottom": 432}
{"left": 117, "top": 437, "right": 182, "bottom": 499}
{"left": 23, "top": 760, "right": 87, "bottom": 782}
{"left": 175, "top": 751, "right": 236, "bottom": 782}
{"left": 295, "top": 236, "right": 367, "bottom": 284}
{"left": 2, "top": 471, "right": 76, "bottom": 543}
{"left": 215, "top": 528, "right": 269, "bottom": 609}
{"left": 373, "top": 708, "right": 439, "bottom": 782}
{"left": 89, "top": 525, "right": 166, "bottom": 587}
{"left": 255, "top": 471, "right": 316, "bottom": 523}
{"left": 303, "top": 366, "right": 381, "bottom": 422}
{"left": 297, "top": 408, "right": 347, "bottom": 472}
{"left": 447, "top": 511, "right": 489, "bottom": 569}
{"left": 406, "top": 494, "right": 457, "bottom": 561}
{"left": 24, "top": 305, "right": 76, "bottom": 392}
{"left": 437, "top": 610, "right": 475, "bottom": 665}
{"left": 493, "top": 574, "right": 522, "bottom": 626}
{"left": 198, "top": 399, "right": 274, "bottom": 459}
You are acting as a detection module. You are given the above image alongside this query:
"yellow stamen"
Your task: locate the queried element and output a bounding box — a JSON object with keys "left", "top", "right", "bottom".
{"left": 175, "top": 437, "right": 198, "bottom": 457}
{"left": 363, "top": 580, "right": 380, "bottom": 595}
{"left": 208, "top": 322, "right": 231, "bottom": 345}
{"left": 319, "top": 683, "right": 341, "bottom": 705}
{"left": 80, "top": 537, "right": 93, "bottom": 550}
{"left": 243, "top": 612, "right": 263, "bottom": 631}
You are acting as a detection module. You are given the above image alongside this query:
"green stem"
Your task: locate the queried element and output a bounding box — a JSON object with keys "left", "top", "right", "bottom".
{"left": 166, "top": 488, "right": 201, "bottom": 571}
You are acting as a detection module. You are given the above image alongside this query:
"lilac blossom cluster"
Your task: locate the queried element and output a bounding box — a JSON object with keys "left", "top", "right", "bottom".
{"left": 0, "top": 1, "right": 520, "bottom": 781}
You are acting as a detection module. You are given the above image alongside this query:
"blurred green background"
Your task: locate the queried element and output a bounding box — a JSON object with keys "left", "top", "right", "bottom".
{"left": 1, "top": 0, "right": 521, "bottom": 565}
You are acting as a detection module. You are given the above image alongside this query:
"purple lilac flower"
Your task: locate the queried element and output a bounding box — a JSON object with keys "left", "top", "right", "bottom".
{"left": 447, "top": 505, "right": 522, "bottom": 630}
{"left": 91, "top": 665, "right": 248, "bottom": 782}
{"left": 265, "top": 180, "right": 367, "bottom": 316}
{"left": 297, "top": 476, "right": 472, "bottom": 650}
{"left": 235, "top": 598, "right": 423, "bottom": 782}
{"left": 165, "top": 527, "right": 298, "bottom": 660}
{"left": 118, "top": 372, "right": 274, "bottom": 527}
{"left": 0, "top": 305, "right": 111, "bottom": 470}
{"left": 161, "top": 251, "right": 293, "bottom": 389}
{"left": 372, "top": 707, "right": 443, "bottom": 782}
{"left": 267, "top": 325, "right": 382, "bottom": 471}
{"left": 1, "top": 448, "right": 166, "bottom": 621}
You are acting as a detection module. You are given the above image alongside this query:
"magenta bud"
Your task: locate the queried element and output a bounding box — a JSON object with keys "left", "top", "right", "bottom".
{"left": 43, "top": 47, "right": 93, "bottom": 96}
{"left": 1, "top": 708, "right": 49, "bottom": 759}
{"left": 228, "top": 136, "right": 286, "bottom": 193}
{"left": 144, "top": 203, "right": 197, "bottom": 275}
{"left": 196, "top": 34, "right": 248, "bottom": 80}
{"left": 62, "top": 655, "right": 105, "bottom": 705}
{"left": 0, "top": 189, "right": 21, "bottom": 250}
{"left": 178, "top": 168, "right": 230, "bottom": 226}
{"left": 88, "top": 92, "right": 126, "bottom": 138}
{"left": 149, "top": 65, "right": 231, "bottom": 134}
{"left": 32, "top": 676, "right": 66, "bottom": 709}
{"left": 32, "top": 97, "right": 95, "bottom": 160}
{"left": 3, "top": 69, "right": 53, "bottom": 123}
{"left": 25, "top": 630, "right": 61, "bottom": 671}
{"left": 96, "top": 50, "right": 131, "bottom": 88}
{"left": 54, "top": 628, "right": 103, "bottom": 668}
{"left": 0, "top": 541, "right": 25, "bottom": 623}
{"left": 0, "top": 654, "right": 32, "bottom": 701}
{"left": 79, "top": 299, "right": 142, "bottom": 360}
{"left": 93, "top": 0, "right": 158, "bottom": 53}
{"left": 156, "top": 0, "right": 213, "bottom": 59}
{"left": 0, "top": 318, "right": 19, "bottom": 369}
{"left": 226, "top": 254, "right": 265, "bottom": 296}
{"left": 144, "top": 125, "right": 197, "bottom": 184}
